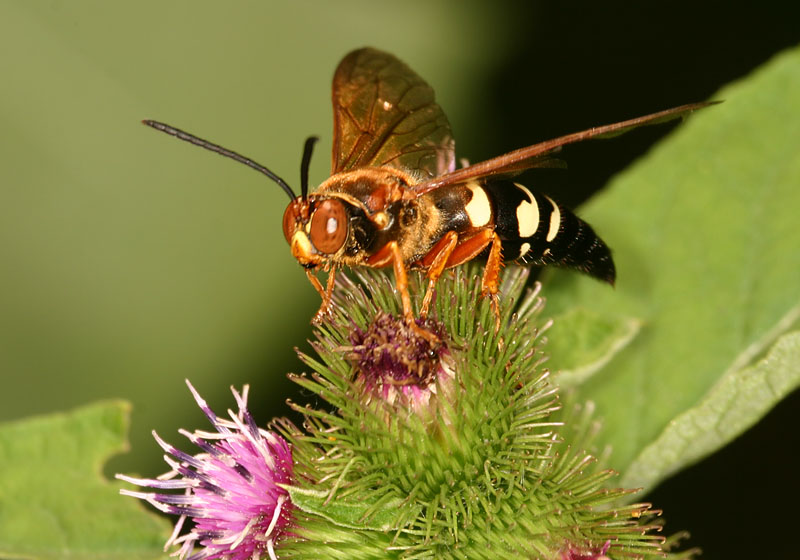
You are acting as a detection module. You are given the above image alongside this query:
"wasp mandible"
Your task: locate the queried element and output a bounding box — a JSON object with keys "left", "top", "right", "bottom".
{"left": 145, "top": 48, "right": 713, "bottom": 337}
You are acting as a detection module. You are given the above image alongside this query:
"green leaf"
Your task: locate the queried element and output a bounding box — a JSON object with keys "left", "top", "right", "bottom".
{"left": 286, "top": 486, "right": 422, "bottom": 532}
{"left": 0, "top": 401, "right": 168, "bottom": 560}
{"left": 621, "top": 330, "right": 800, "bottom": 490}
{"left": 541, "top": 47, "right": 800, "bottom": 483}
{"left": 546, "top": 307, "right": 641, "bottom": 389}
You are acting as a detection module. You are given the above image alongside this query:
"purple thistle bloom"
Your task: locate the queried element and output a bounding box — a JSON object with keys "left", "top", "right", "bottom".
{"left": 117, "top": 381, "right": 293, "bottom": 560}
{"left": 347, "top": 312, "right": 453, "bottom": 409}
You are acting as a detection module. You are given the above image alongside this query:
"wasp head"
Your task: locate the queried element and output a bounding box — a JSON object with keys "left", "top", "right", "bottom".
{"left": 283, "top": 196, "right": 350, "bottom": 268}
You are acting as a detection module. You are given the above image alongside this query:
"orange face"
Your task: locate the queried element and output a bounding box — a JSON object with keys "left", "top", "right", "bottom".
{"left": 282, "top": 197, "right": 349, "bottom": 268}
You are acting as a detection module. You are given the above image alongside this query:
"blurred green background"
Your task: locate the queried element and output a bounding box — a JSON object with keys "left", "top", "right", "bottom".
{"left": 0, "top": 1, "right": 514, "bottom": 477}
{"left": 1, "top": 2, "right": 797, "bottom": 557}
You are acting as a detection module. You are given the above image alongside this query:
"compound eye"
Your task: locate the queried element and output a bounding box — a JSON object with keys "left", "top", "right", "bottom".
{"left": 282, "top": 200, "right": 302, "bottom": 244}
{"left": 309, "top": 199, "right": 348, "bottom": 254}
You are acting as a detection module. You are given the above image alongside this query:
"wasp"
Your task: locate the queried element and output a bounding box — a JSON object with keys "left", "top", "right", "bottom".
{"left": 144, "top": 48, "right": 712, "bottom": 338}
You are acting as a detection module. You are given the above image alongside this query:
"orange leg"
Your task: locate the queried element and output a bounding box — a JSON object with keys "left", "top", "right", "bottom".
{"left": 368, "top": 241, "right": 440, "bottom": 344}
{"left": 417, "top": 228, "right": 502, "bottom": 328}
{"left": 365, "top": 241, "right": 406, "bottom": 315}
{"left": 306, "top": 268, "right": 326, "bottom": 299}
{"left": 481, "top": 233, "right": 504, "bottom": 332}
{"left": 419, "top": 231, "right": 459, "bottom": 318}
{"left": 308, "top": 266, "right": 338, "bottom": 324}
{"left": 387, "top": 243, "right": 425, "bottom": 336}
{"left": 418, "top": 229, "right": 494, "bottom": 270}
{"left": 392, "top": 249, "right": 414, "bottom": 320}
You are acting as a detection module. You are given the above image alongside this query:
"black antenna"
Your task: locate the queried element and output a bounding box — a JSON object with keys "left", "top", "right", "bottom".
{"left": 300, "top": 136, "right": 319, "bottom": 200}
{"left": 142, "top": 120, "right": 297, "bottom": 202}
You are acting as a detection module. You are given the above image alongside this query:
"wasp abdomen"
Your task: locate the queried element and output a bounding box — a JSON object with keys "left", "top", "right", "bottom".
{"left": 480, "top": 180, "right": 615, "bottom": 284}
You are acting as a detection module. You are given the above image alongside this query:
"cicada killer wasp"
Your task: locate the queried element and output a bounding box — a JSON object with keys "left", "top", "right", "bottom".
{"left": 144, "top": 48, "right": 713, "bottom": 339}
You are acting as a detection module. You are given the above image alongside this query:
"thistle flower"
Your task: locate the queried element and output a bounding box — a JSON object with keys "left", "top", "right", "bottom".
{"left": 346, "top": 311, "right": 453, "bottom": 409}
{"left": 116, "top": 381, "right": 293, "bottom": 560}
{"left": 119, "top": 266, "right": 680, "bottom": 559}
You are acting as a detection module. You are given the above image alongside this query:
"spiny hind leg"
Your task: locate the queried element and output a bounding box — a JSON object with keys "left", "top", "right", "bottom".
{"left": 481, "top": 233, "right": 504, "bottom": 332}
{"left": 417, "top": 229, "right": 497, "bottom": 319}
{"left": 419, "top": 231, "right": 459, "bottom": 318}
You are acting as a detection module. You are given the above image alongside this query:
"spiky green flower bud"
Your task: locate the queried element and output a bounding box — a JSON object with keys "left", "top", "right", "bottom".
{"left": 274, "top": 265, "right": 670, "bottom": 559}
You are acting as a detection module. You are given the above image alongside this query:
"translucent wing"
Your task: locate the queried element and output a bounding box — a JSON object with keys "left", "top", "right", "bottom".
{"left": 414, "top": 101, "right": 718, "bottom": 194}
{"left": 331, "top": 48, "right": 455, "bottom": 179}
